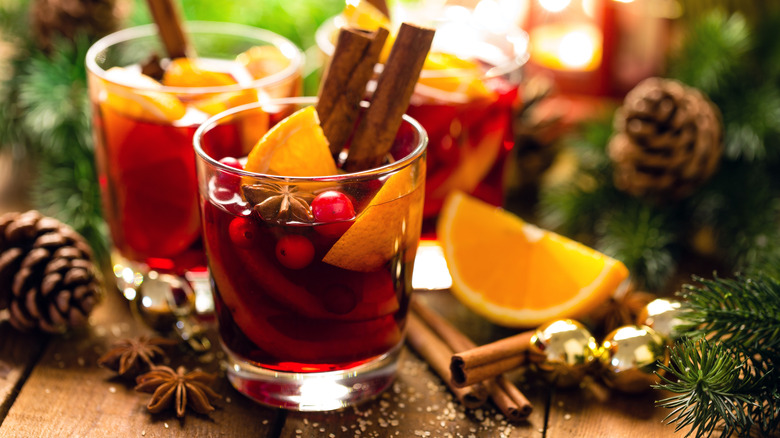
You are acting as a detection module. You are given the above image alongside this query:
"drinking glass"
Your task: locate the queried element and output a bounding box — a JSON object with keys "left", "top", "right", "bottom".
{"left": 316, "top": 8, "right": 527, "bottom": 289}
{"left": 194, "top": 97, "right": 427, "bottom": 410}
{"left": 86, "top": 22, "right": 303, "bottom": 337}
{"left": 316, "top": 12, "right": 527, "bottom": 237}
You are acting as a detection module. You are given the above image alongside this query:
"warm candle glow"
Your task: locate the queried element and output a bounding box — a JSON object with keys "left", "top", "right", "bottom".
{"left": 539, "top": 0, "right": 572, "bottom": 13}
{"left": 530, "top": 23, "right": 603, "bottom": 71}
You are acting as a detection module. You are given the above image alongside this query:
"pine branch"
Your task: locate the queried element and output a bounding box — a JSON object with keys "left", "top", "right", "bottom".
{"left": 595, "top": 203, "right": 680, "bottom": 291}
{"left": 656, "top": 339, "right": 766, "bottom": 438}
{"left": 678, "top": 275, "right": 780, "bottom": 354}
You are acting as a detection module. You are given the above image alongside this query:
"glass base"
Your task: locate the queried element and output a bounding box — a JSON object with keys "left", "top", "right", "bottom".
{"left": 224, "top": 344, "right": 401, "bottom": 411}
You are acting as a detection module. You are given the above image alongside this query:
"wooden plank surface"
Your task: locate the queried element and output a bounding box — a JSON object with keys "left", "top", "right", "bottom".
{"left": 0, "top": 326, "right": 48, "bottom": 421}
{"left": 0, "top": 283, "right": 679, "bottom": 437}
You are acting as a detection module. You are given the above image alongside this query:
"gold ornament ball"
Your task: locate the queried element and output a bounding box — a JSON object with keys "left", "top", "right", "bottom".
{"left": 637, "top": 298, "right": 685, "bottom": 340}
{"left": 529, "top": 319, "right": 599, "bottom": 388}
{"left": 599, "top": 325, "right": 668, "bottom": 393}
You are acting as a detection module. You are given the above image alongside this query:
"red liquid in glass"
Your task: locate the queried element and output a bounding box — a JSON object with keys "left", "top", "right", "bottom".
{"left": 93, "top": 105, "right": 249, "bottom": 274}
{"left": 201, "top": 181, "right": 418, "bottom": 372}
{"left": 408, "top": 76, "right": 518, "bottom": 237}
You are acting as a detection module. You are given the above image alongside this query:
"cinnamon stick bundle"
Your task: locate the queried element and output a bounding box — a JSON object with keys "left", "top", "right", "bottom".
{"left": 343, "top": 23, "right": 435, "bottom": 172}
{"left": 410, "top": 299, "right": 533, "bottom": 422}
{"left": 317, "top": 27, "right": 389, "bottom": 156}
{"left": 406, "top": 314, "right": 488, "bottom": 409}
{"left": 145, "top": 0, "right": 192, "bottom": 59}
{"left": 450, "top": 330, "right": 534, "bottom": 388}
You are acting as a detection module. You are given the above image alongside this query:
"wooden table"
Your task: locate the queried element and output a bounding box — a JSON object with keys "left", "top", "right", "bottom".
{"left": 0, "top": 278, "right": 680, "bottom": 437}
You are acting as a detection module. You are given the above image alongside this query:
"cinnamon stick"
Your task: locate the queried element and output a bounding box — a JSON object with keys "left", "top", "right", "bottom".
{"left": 450, "top": 329, "right": 534, "bottom": 386}
{"left": 491, "top": 376, "right": 533, "bottom": 422}
{"left": 145, "top": 0, "right": 192, "bottom": 59}
{"left": 411, "top": 299, "right": 533, "bottom": 421}
{"left": 344, "top": 23, "right": 434, "bottom": 172}
{"left": 406, "top": 314, "right": 488, "bottom": 409}
{"left": 317, "top": 26, "right": 389, "bottom": 156}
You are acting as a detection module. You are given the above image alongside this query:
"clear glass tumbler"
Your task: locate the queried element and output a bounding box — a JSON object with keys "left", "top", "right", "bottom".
{"left": 194, "top": 97, "right": 427, "bottom": 410}
{"left": 86, "top": 22, "right": 303, "bottom": 336}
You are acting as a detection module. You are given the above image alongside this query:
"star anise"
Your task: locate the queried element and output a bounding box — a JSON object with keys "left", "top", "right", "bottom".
{"left": 97, "top": 336, "right": 177, "bottom": 376}
{"left": 242, "top": 182, "right": 314, "bottom": 223}
{"left": 135, "top": 365, "right": 221, "bottom": 417}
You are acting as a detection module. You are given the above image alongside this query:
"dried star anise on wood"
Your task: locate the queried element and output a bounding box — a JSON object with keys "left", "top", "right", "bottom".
{"left": 97, "top": 336, "right": 176, "bottom": 376}
{"left": 135, "top": 365, "right": 221, "bottom": 417}
{"left": 242, "top": 183, "right": 314, "bottom": 223}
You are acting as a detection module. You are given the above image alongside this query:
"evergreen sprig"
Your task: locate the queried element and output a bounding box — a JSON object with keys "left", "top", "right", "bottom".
{"left": 678, "top": 274, "right": 780, "bottom": 354}
{"left": 656, "top": 339, "right": 764, "bottom": 437}
{"left": 656, "top": 274, "right": 780, "bottom": 437}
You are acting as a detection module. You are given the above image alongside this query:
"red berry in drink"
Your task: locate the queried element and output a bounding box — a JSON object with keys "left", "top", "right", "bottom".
{"left": 312, "top": 191, "right": 355, "bottom": 238}
{"left": 228, "top": 216, "right": 259, "bottom": 248}
{"left": 312, "top": 190, "right": 355, "bottom": 222}
{"left": 217, "top": 156, "right": 243, "bottom": 194}
{"left": 275, "top": 234, "right": 314, "bottom": 269}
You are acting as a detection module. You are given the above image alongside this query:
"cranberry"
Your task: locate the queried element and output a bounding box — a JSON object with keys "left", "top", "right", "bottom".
{"left": 275, "top": 234, "right": 314, "bottom": 269}
{"left": 217, "top": 156, "right": 243, "bottom": 193}
{"left": 228, "top": 216, "right": 259, "bottom": 248}
{"left": 312, "top": 191, "right": 355, "bottom": 237}
{"left": 312, "top": 190, "right": 355, "bottom": 222}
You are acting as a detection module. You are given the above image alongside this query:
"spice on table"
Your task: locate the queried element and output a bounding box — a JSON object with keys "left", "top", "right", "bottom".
{"left": 406, "top": 313, "right": 489, "bottom": 409}
{"left": 98, "top": 335, "right": 177, "bottom": 376}
{"left": 410, "top": 298, "right": 533, "bottom": 422}
{"left": 135, "top": 365, "right": 221, "bottom": 417}
{"left": 450, "top": 330, "right": 533, "bottom": 388}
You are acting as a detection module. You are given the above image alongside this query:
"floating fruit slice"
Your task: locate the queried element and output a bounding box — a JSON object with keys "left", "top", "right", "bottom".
{"left": 418, "top": 52, "right": 492, "bottom": 101}
{"left": 161, "top": 58, "right": 237, "bottom": 87}
{"left": 323, "top": 165, "right": 424, "bottom": 272}
{"left": 101, "top": 67, "right": 185, "bottom": 122}
{"left": 438, "top": 191, "right": 629, "bottom": 328}
{"left": 244, "top": 106, "right": 337, "bottom": 176}
{"left": 237, "top": 45, "right": 292, "bottom": 79}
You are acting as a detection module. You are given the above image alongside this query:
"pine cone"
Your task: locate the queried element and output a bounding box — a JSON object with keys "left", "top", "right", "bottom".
{"left": 29, "top": 0, "right": 131, "bottom": 51}
{"left": 608, "top": 77, "right": 722, "bottom": 200}
{"left": 0, "top": 211, "right": 102, "bottom": 333}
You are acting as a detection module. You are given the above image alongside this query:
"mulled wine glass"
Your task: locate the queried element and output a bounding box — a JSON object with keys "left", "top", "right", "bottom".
{"left": 85, "top": 22, "right": 303, "bottom": 344}
{"left": 194, "top": 97, "right": 427, "bottom": 410}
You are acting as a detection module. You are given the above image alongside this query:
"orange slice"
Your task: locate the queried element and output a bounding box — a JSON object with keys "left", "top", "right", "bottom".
{"left": 237, "top": 45, "right": 292, "bottom": 79}
{"left": 418, "top": 52, "right": 492, "bottom": 101}
{"left": 161, "top": 58, "right": 237, "bottom": 87}
{"left": 244, "top": 106, "right": 337, "bottom": 176}
{"left": 323, "top": 165, "right": 424, "bottom": 272}
{"left": 101, "top": 67, "right": 185, "bottom": 122}
{"left": 438, "top": 191, "right": 629, "bottom": 328}
{"left": 342, "top": 0, "right": 394, "bottom": 62}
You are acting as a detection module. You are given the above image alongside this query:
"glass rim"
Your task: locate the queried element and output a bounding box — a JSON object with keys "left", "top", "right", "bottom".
{"left": 314, "top": 16, "right": 529, "bottom": 81}
{"left": 193, "top": 96, "right": 428, "bottom": 183}
{"left": 85, "top": 21, "right": 304, "bottom": 95}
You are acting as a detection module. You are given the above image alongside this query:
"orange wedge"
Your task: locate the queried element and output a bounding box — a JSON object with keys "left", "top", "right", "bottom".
{"left": 323, "top": 165, "right": 424, "bottom": 272}
{"left": 418, "top": 52, "right": 492, "bottom": 101}
{"left": 161, "top": 58, "right": 237, "bottom": 87}
{"left": 438, "top": 191, "right": 629, "bottom": 328}
{"left": 244, "top": 106, "right": 337, "bottom": 176}
{"left": 342, "top": 0, "right": 394, "bottom": 62}
{"left": 101, "top": 67, "right": 185, "bottom": 122}
{"left": 237, "top": 45, "right": 292, "bottom": 79}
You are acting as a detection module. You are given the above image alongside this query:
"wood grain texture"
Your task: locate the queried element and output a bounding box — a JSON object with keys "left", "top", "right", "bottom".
{"left": 0, "top": 325, "right": 48, "bottom": 422}
{"left": 0, "top": 284, "right": 279, "bottom": 438}
{"left": 0, "top": 286, "right": 681, "bottom": 437}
